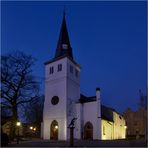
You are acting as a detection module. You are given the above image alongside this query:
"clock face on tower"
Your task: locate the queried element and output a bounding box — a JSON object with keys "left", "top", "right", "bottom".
{"left": 62, "top": 44, "right": 68, "bottom": 49}
{"left": 51, "top": 96, "right": 59, "bottom": 105}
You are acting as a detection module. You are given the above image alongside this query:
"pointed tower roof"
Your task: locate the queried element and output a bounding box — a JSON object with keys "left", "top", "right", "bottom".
{"left": 54, "top": 12, "right": 73, "bottom": 60}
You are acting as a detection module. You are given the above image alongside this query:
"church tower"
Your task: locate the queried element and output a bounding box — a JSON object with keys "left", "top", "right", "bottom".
{"left": 43, "top": 13, "right": 80, "bottom": 140}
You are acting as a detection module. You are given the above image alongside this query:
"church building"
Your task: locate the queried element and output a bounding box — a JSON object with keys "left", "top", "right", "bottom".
{"left": 42, "top": 13, "right": 126, "bottom": 140}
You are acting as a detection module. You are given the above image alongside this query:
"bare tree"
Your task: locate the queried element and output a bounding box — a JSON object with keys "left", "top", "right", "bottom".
{"left": 1, "top": 51, "right": 39, "bottom": 139}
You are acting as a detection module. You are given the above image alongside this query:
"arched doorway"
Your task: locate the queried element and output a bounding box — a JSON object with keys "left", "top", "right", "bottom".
{"left": 84, "top": 121, "right": 93, "bottom": 140}
{"left": 50, "top": 120, "right": 58, "bottom": 140}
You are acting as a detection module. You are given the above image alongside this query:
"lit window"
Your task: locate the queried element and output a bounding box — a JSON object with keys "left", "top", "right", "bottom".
{"left": 49, "top": 67, "right": 54, "bottom": 74}
{"left": 58, "top": 64, "right": 62, "bottom": 72}
{"left": 70, "top": 65, "right": 73, "bottom": 73}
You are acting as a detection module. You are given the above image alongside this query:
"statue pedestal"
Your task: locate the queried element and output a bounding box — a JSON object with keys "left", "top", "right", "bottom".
{"left": 69, "top": 127, "right": 74, "bottom": 147}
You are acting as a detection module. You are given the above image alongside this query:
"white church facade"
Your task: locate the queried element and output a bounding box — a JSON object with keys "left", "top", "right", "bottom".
{"left": 42, "top": 14, "right": 126, "bottom": 140}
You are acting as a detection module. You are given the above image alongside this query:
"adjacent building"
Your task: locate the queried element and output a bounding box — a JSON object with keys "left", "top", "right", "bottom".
{"left": 123, "top": 91, "right": 147, "bottom": 139}
{"left": 123, "top": 107, "right": 147, "bottom": 139}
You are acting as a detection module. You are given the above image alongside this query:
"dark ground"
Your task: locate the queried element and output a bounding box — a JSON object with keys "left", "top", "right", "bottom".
{"left": 3, "top": 138, "right": 147, "bottom": 147}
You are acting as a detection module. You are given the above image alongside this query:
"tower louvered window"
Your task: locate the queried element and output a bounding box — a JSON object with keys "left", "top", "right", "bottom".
{"left": 49, "top": 66, "right": 54, "bottom": 74}
{"left": 58, "top": 64, "right": 62, "bottom": 72}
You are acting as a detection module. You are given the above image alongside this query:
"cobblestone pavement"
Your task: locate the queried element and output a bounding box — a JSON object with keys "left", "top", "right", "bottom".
{"left": 4, "top": 138, "right": 147, "bottom": 147}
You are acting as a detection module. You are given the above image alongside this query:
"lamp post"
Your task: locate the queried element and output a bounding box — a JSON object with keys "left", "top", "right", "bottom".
{"left": 33, "top": 127, "right": 36, "bottom": 131}
{"left": 30, "top": 126, "right": 33, "bottom": 138}
{"left": 16, "top": 121, "right": 21, "bottom": 144}
{"left": 33, "top": 127, "right": 37, "bottom": 137}
{"left": 124, "top": 125, "right": 127, "bottom": 138}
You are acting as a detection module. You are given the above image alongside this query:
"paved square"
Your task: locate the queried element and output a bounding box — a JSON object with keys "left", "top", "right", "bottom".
{"left": 6, "top": 139, "right": 147, "bottom": 147}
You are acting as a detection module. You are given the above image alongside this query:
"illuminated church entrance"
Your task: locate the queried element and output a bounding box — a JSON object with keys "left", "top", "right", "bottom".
{"left": 50, "top": 120, "right": 58, "bottom": 140}
{"left": 84, "top": 122, "right": 93, "bottom": 140}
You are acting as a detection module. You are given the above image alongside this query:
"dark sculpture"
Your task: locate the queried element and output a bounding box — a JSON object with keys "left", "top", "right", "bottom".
{"left": 68, "top": 117, "right": 77, "bottom": 128}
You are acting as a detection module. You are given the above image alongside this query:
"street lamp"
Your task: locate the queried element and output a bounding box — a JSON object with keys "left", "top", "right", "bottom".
{"left": 29, "top": 126, "right": 33, "bottom": 138}
{"left": 16, "top": 121, "right": 21, "bottom": 144}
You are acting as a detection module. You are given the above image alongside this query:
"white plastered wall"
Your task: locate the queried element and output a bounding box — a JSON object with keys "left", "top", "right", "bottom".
{"left": 43, "top": 57, "right": 80, "bottom": 140}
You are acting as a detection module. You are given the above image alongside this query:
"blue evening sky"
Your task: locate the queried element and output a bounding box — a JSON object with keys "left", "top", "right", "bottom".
{"left": 1, "top": 1, "right": 147, "bottom": 113}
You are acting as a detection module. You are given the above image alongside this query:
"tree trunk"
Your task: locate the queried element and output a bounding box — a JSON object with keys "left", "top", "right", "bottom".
{"left": 9, "top": 106, "right": 18, "bottom": 140}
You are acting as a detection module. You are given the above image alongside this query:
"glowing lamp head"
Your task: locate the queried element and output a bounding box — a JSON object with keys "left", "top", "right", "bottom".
{"left": 30, "top": 126, "right": 33, "bottom": 130}
{"left": 124, "top": 126, "right": 127, "bottom": 129}
{"left": 33, "top": 127, "right": 36, "bottom": 131}
{"left": 16, "top": 122, "right": 21, "bottom": 126}
{"left": 55, "top": 125, "right": 58, "bottom": 129}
